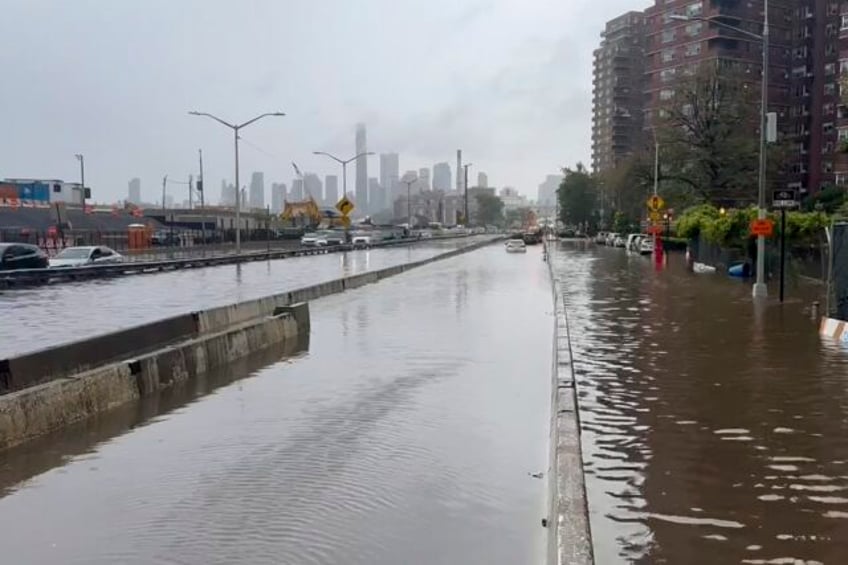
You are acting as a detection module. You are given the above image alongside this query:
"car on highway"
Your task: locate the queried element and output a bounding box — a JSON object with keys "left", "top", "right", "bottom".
{"left": 351, "top": 233, "right": 372, "bottom": 248}
{"left": 49, "top": 246, "right": 123, "bottom": 268}
{"left": 322, "top": 230, "right": 345, "bottom": 246}
{"left": 0, "top": 243, "right": 49, "bottom": 271}
{"left": 300, "top": 232, "right": 328, "bottom": 247}
{"left": 505, "top": 238, "right": 527, "bottom": 253}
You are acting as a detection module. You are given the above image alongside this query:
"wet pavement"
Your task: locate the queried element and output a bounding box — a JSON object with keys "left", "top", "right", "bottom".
{"left": 0, "top": 237, "right": 488, "bottom": 358}
{"left": 551, "top": 241, "right": 848, "bottom": 564}
{"left": 0, "top": 243, "right": 551, "bottom": 565}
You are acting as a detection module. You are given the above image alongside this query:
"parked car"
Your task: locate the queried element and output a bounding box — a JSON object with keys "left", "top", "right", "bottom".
{"left": 594, "top": 232, "right": 608, "bottom": 244}
{"left": 49, "top": 246, "right": 123, "bottom": 268}
{"left": 300, "top": 232, "right": 327, "bottom": 247}
{"left": 639, "top": 237, "right": 654, "bottom": 255}
{"left": 613, "top": 235, "right": 626, "bottom": 248}
{"left": 605, "top": 232, "right": 620, "bottom": 246}
{"left": 0, "top": 243, "right": 49, "bottom": 271}
{"left": 626, "top": 234, "right": 646, "bottom": 252}
{"left": 505, "top": 238, "right": 527, "bottom": 253}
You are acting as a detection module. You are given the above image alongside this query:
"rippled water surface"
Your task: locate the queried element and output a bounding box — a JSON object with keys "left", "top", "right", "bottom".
{"left": 0, "top": 237, "right": 488, "bottom": 357}
{"left": 552, "top": 241, "right": 848, "bottom": 564}
{"left": 0, "top": 244, "right": 551, "bottom": 564}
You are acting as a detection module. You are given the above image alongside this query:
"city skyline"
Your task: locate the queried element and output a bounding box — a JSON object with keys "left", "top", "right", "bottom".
{"left": 0, "top": 1, "right": 633, "bottom": 205}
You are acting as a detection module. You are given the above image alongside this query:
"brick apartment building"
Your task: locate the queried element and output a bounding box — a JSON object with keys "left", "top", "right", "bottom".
{"left": 592, "top": 0, "right": 848, "bottom": 197}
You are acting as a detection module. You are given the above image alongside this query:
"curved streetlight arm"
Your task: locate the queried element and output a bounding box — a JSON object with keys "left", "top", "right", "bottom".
{"left": 313, "top": 151, "right": 345, "bottom": 165}
{"left": 669, "top": 14, "right": 763, "bottom": 41}
{"left": 188, "top": 111, "right": 235, "bottom": 129}
{"left": 238, "top": 112, "right": 286, "bottom": 129}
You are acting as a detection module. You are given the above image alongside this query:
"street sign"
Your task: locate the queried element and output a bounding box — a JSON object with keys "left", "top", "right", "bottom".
{"left": 772, "top": 189, "right": 798, "bottom": 209}
{"left": 648, "top": 210, "right": 662, "bottom": 222}
{"left": 647, "top": 195, "right": 665, "bottom": 211}
{"left": 750, "top": 218, "right": 774, "bottom": 237}
{"left": 336, "top": 195, "right": 355, "bottom": 216}
{"left": 340, "top": 215, "right": 351, "bottom": 228}
{"left": 646, "top": 225, "right": 663, "bottom": 235}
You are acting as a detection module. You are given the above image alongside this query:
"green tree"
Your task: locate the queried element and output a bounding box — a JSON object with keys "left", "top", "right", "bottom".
{"left": 474, "top": 193, "right": 504, "bottom": 226}
{"left": 656, "top": 64, "right": 785, "bottom": 206}
{"left": 557, "top": 163, "right": 598, "bottom": 229}
{"left": 505, "top": 207, "right": 534, "bottom": 229}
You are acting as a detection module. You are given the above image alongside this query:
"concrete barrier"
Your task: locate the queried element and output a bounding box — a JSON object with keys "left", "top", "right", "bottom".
{"left": 545, "top": 241, "right": 594, "bottom": 565}
{"left": 0, "top": 313, "right": 198, "bottom": 395}
{"left": 0, "top": 305, "right": 308, "bottom": 450}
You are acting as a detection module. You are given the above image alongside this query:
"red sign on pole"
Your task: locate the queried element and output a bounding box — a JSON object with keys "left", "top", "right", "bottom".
{"left": 750, "top": 219, "right": 774, "bottom": 237}
{"left": 646, "top": 225, "right": 663, "bottom": 235}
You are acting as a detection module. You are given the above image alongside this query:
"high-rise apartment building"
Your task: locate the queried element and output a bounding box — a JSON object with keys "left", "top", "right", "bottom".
{"left": 591, "top": 11, "right": 647, "bottom": 174}
{"left": 128, "top": 178, "right": 141, "bottom": 204}
{"left": 368, "top": 177, "right": 385, "bottom": 212}
{"left": 477, "top": 172, "right": 488, "bottom": 188}
{"left": 433, "top": 162, "right": 452, "bottom": 191}
{"left": 220, "top": 180, "right": 236, "bottom": 206}
{"left": 325, "top": 175, "right": 339, "bottom": 206}
{"left": 538, "top": 174, "right": 563, "bottom": 209}
{"left": 249, "top": 172, "right": 265, "bottom": 209}
{"left": 355, "top": 124, "right": 368, "bottom": 211}
{"left": 380, "top": 153, "right": 399, "bottom": 205}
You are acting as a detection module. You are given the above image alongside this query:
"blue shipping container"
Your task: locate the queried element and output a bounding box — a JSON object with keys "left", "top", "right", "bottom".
{"left": 16, "top": 182, "right": 50, "bottom": 202}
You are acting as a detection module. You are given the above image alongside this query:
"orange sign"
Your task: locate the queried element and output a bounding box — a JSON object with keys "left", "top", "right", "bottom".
{"left": 750, "top": 219, "right": 774, "bottom": 237}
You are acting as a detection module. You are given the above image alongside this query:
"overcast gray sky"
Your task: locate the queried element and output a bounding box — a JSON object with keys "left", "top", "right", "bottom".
{"left": 1, "top": 0, "right": 639, "bottom": 204}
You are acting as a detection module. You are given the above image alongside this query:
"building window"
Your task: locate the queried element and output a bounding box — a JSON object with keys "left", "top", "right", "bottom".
{"left": 824, "top": 142, "right": 835, "bottom": 154}
{"left": 685, "top": 42, "right": 701, "bottom": 57}
{"left": 662, "top": 29, "right": 676, "bottom": 43}
{"left": 660, "top": 89, "right": 675, "bottom": 101}
{"left": 824, "top": 102, "right": 836, "bottom": 115}
{"left": 685, "top": 1, "right": 703, "bottom": 17}
{"left": 838, "top": 127, "right": 848, "bottom": 142}
{"left": 840, "top": 59, "right": 848, "bottom": 73}
{"left": 825, "top": 63, "right": 836, "bottom": 75}
{"left": 842, "top": 14, "right": 848, "bottom": 30}
{"left": 823, "top": 161, "right": 834, "bottom": 173}
{"left": 686, "top": 22, "right": 702, "bottom": 36}
{"left": 824, "top": 122, "right": 835, "bottom": 135}
{"left": 825, "top": 83, "right": 837, "bottom": 96}
{"left": 826, "top": 42, "right": 837, "bottom": 56}
{"left": 662, "top": 48, "right": 675, "bottom": 63}
{"left": 836, "top": 173, "right": 848, "bottom": 186}
{"left": 661, "top": 68, "right": 675, "bottom": 82}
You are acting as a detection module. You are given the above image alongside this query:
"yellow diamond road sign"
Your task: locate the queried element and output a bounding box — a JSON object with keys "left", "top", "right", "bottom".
{"left": 336, "top": 196, "right": 355, "bottom": 216}
{"left": 649, "top": 210, "right": 662, "bottom": 222}
{"left": 647, "top": 195, "right": 665, "bottom": 212}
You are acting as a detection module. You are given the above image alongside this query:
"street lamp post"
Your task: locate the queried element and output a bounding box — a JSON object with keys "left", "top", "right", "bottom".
{"left": 313, "top": 151, "right": 374, "bottom": 200}
{"left": 401, "top": 175, "right": 417, "bottom": 229}
{"left": 671, "top": 2, "right": 769, "bottom": 297}
{"left": 74, "top": 154, "right": 85, "bottom": 210}
{"left": 189, "top": 111, "right": 285, "bottom": 253}
{"left": 463, "top": 163, "right": 473, "bottom": 226}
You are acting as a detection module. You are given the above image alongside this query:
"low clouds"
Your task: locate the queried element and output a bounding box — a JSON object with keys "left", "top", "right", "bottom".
{"left": 0, "top": 0, "right": 635, "bottom": 200}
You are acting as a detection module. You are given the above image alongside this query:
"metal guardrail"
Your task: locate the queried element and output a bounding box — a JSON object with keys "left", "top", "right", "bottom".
{"left": 0, "top": 235, "right": 475, "bottom": 289}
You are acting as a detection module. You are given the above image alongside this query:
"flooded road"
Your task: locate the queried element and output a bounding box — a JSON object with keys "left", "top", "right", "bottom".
{"left": 0, "top": 244, "right": 551, "bottom": 565}
{"left": 551, "top": 241, "right": 848, "bottom": 564}
{"left": 0, "top": 237, "right": 487, "bottom": 358}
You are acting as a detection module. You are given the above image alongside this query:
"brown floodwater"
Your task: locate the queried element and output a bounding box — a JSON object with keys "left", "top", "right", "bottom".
{"left": 551, "top": 241, "right": 848, "bottom": 564}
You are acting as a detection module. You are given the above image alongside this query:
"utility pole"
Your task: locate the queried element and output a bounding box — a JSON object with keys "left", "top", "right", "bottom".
{"left": 463, "top": 163, "right": 473, "bottom": 226}
{"left": 402, "top": 176, "right": 417, "bottom": 229}
{"left": 75, "top": 154, "right": 85, "bottom": 210}
{"left": 198, "top": 149, "right": 207, "bottom": 244}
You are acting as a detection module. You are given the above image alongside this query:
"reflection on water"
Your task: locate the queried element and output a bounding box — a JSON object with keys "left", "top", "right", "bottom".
{"left": 552, "top": 242, "right": 848, "bottom": 564}
{"left": 0, "top": 238, "right": 483, "bottom": 358}
{"left": 0, "top": 245, "right": 550, "bottom": 565}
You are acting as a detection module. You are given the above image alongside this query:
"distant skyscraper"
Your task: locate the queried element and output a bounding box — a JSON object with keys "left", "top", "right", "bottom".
{"left": 291, "top": 179, "right": 304, "bottom": 200}
{"left": 220, "top": 180, "right": 236, "bottom": 206}
{"left": 355, "top": 123, "right": 368, "bottom": 212}
{"left": 456, "top": 150, "right": 463, "bottom": 194}
{"left": 271, "top": 182, "right": 287, "bottom": 213}
{"left": 537, "top": 174, "right": 563, "bottom": 209}
{"left": 380, "top": 153, "right": 399, "bottom": 205}
{"left": 433, "top": 162, "right": 451, "bottom": 191}
{"left": 325, "top": 175, "right": 339, "bottom": 205}
{"left": 249, "top": 172, "right": 265, "bottom": 209}
{"left": 418, "top": 168, "right": 430, "bottom": 192}
{"left": 477, "top": 172, "right": 488, "bottom": 189}
{"left": 128, "top": 178, "right": 141, "bottom": 204}
{"left": 303, "top": 173, "right": 322, "bottom": 201}
{"left": 368, "top": 177, "right": 384, "bottom": 212}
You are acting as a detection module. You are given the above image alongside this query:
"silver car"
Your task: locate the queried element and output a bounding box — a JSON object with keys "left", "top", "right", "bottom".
{"left": 49, "top": 246, "right": 123, "bottom": 268}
